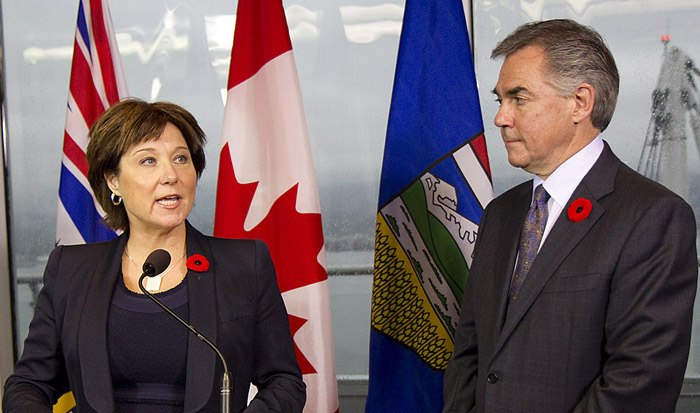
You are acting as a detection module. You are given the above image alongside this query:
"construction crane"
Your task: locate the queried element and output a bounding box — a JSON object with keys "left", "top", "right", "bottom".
{"left": 638, "top": 35, "right": 700, "bottom": 201}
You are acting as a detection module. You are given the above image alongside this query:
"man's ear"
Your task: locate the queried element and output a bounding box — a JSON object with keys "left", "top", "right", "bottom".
{"left": 572, "top": 83, "right": 595, "bottom": 124}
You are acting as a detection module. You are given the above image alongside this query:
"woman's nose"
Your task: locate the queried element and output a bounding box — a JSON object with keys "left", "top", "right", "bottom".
{"left": 159, "top": 162, "right": 178, "bottom": 185}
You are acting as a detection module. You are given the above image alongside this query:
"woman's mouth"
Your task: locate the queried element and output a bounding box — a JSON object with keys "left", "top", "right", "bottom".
{"left": 157, "top": 195, "right": 181, "bottom": 206}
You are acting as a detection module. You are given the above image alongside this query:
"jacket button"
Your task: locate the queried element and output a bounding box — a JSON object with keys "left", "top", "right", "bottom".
{"left": 487, "top": 372, "right": 499, "bottom": 384}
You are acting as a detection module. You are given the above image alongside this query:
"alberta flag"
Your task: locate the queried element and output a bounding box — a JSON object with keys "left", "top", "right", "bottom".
{"left": 214, "top": 0, "right": 339, "bottom": 411}
{"left": 56, "top": 0, "right": 126, "bottom": 246}
{"left": 366, "top": 0, "right": 492, "bottom": 411}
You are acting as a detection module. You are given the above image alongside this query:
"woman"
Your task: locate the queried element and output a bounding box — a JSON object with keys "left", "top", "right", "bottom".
{"left": 3, "top": 99, "right": 306, "bottom": 412}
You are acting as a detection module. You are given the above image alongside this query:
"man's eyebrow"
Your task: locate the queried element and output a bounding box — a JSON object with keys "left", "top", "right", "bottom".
{"left": 492, "top": 86, "right": 527, "bottom": 97}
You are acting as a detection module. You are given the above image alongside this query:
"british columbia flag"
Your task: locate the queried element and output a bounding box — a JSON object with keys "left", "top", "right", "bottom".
{"left": 56, "top": 0, "right": 127, "bottom": 246}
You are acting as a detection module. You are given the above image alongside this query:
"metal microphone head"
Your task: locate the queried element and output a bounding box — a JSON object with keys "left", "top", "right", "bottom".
{"left": 142, "top": 249, "right": 171, "bottom": 277}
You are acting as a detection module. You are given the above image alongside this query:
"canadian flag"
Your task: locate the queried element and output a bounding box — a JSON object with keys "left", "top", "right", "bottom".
{"left": 214, "top": 1, "right": 339, "bottom": 412}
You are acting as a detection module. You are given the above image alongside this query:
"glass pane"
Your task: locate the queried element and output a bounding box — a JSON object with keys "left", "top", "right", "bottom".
{"left": 3, "top": 0, "right": 402, "bottom": 379}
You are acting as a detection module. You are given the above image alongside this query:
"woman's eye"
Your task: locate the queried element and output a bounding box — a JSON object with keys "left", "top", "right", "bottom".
{"left": 174, "top": 154, "right": 189, "bottom": 164}
{"left": 140, "top": 157, "right": 156, "bottom": 166}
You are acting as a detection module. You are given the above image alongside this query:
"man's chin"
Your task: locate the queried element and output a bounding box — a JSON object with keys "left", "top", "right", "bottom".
{"left": 506, "top": 154, "right": 528, "bottom": 170}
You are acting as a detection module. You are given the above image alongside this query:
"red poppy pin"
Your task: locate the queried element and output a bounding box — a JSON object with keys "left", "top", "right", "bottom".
{"left": 567, "top": 198, "right": 593, "bottom": 223}
{"left": 187, "top": 254, "right": 210, "bottom": 272}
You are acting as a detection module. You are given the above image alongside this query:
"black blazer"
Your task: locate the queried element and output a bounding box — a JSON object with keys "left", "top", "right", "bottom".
{"left": 444, "top": 143, "right": 698, "bottom": 412}
{"left": 3, "top": 222, "right": 305, "bottom": 412}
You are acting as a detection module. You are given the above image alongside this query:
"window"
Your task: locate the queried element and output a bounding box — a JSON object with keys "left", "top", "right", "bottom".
{"left": 3, "top": 1, "right": 699, "bottom": 409}
{"left": 3, "top": 0, "right": 401, "bottom": 381}
{"left": 472, "top": 1, "right": 700, "bottom": 378}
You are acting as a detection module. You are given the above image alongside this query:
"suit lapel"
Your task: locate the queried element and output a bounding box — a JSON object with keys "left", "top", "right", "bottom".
{"left": 79, "top": 234, "right": 127, "bottom": 413}
{"left": 493, "top": 143, "right": 619, "bottom": 357}
{"left": 497, "top": 186, "right": 604, "bottom": 344}
{"left": 183, "top": 222, "right": 218, "bottom": 412}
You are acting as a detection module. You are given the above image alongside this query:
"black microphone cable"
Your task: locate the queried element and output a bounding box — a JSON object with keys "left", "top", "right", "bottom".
{"left": 138, "top": 249, "right": 232, "bottom": 413}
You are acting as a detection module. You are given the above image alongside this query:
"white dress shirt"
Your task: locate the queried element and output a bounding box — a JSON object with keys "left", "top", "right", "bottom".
{"left": 532, "top": 135, "right": 604, "bottom": 251}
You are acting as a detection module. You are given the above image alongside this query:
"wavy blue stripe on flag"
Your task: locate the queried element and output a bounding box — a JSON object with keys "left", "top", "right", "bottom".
{"left": 59, "top": 165, "right": 115, "bottom": 243}
{"left": 431, "top": 151, "right": 483, "bottom": 223}
{"left": 368, "top": 0, "right": 492, "bottom": 412}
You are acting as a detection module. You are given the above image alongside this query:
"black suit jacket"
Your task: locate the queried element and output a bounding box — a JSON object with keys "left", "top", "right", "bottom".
{"left": 444, "top": 143, "right": 698, "bottom": 412}
{"left": 3, "top": 222, "right": 305, "bottom": 412}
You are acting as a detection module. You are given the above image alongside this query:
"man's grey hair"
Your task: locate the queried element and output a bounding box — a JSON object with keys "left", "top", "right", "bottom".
{"left": 492, "top": 19, "right": 619, "bottom": 131}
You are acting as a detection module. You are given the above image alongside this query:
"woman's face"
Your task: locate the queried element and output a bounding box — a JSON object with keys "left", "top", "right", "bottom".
{"left": 107, "top": 123, "right": 197, "bottom": 235}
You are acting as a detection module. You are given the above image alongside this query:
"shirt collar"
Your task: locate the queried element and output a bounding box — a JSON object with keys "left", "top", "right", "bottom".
{"left": 533, "top": 135, "right": 604, "bottom": 207}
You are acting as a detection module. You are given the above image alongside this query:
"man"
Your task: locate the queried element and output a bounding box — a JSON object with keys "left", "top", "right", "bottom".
{"left": 443, "top": 19, "right": 698, "bottom": 412}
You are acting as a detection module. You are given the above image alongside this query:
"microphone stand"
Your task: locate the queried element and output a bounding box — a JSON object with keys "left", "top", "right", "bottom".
{"left": 139, "top": 272, "right": 232, "bottom": 413}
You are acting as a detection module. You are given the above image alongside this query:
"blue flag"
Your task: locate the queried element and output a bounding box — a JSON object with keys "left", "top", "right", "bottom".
{"left": 366, "top": 0, "right": 492, "bottom": 411}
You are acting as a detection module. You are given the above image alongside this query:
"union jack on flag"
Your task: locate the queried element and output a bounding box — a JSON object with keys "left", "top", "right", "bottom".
{"left": 56, "top": 0, "right": 127, "bottom": 246}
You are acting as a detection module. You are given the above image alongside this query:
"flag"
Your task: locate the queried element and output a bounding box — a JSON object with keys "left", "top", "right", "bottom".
{"left": 214, "top": 1, "right": 339, "bottom": 412}
{"left": 53, "top": 391, "right": 76, "bottom": 413}
{"left": 56, "top": 0, "right": 127, "bottom": 246}
{"left": 53, "top": 1, "right": 126, "bottom": 411}
{"left": 366, "top": 0, "right": 492, "bottom": 411}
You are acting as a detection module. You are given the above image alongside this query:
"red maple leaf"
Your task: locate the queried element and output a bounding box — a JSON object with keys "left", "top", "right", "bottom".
{"left": 214, "top": 143, "right": 327, "bottom": 293}
{"left": 215, "top": 143, "right": 326, "bottom": 376}
{"left": 287, "top": 314, "right": 317, "bottom": 375}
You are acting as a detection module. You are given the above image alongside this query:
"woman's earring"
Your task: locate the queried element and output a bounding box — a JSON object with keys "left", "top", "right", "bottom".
{"left": 111, "top": 192, "right": 122, "bottom": 206}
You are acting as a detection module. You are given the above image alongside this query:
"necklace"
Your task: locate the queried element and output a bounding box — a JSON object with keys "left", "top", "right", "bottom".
{"left": 124, "top": 248, "right": 187, "bottom": 292}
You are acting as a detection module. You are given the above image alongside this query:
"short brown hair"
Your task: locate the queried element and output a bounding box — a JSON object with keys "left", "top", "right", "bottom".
{"left": 492, "top": 19, "right": 619, "bottom": 131}
{"left": 86, "top": 98, "right": 206, "bottom": 230}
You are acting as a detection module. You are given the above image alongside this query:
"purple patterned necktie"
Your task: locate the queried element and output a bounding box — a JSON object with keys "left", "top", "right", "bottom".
{"left": 509, "top": 184, "right": 550, "bottom": 303}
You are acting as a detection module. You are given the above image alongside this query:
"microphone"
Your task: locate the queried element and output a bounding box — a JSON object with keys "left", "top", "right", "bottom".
{"left": 138, "top": 249, "right": 232, "bottom": 413}
{"left": 142, "top": 249, "right": 171, "bottom": 276}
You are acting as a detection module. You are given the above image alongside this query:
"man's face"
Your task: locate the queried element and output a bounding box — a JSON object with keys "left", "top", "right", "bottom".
{"left": 492, "top": 45, "right": 579, "bottom": 179}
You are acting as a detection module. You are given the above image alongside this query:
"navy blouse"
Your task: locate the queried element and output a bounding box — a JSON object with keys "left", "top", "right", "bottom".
{"left": 107, "top": 275, "right": 189, "bottom": 412}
